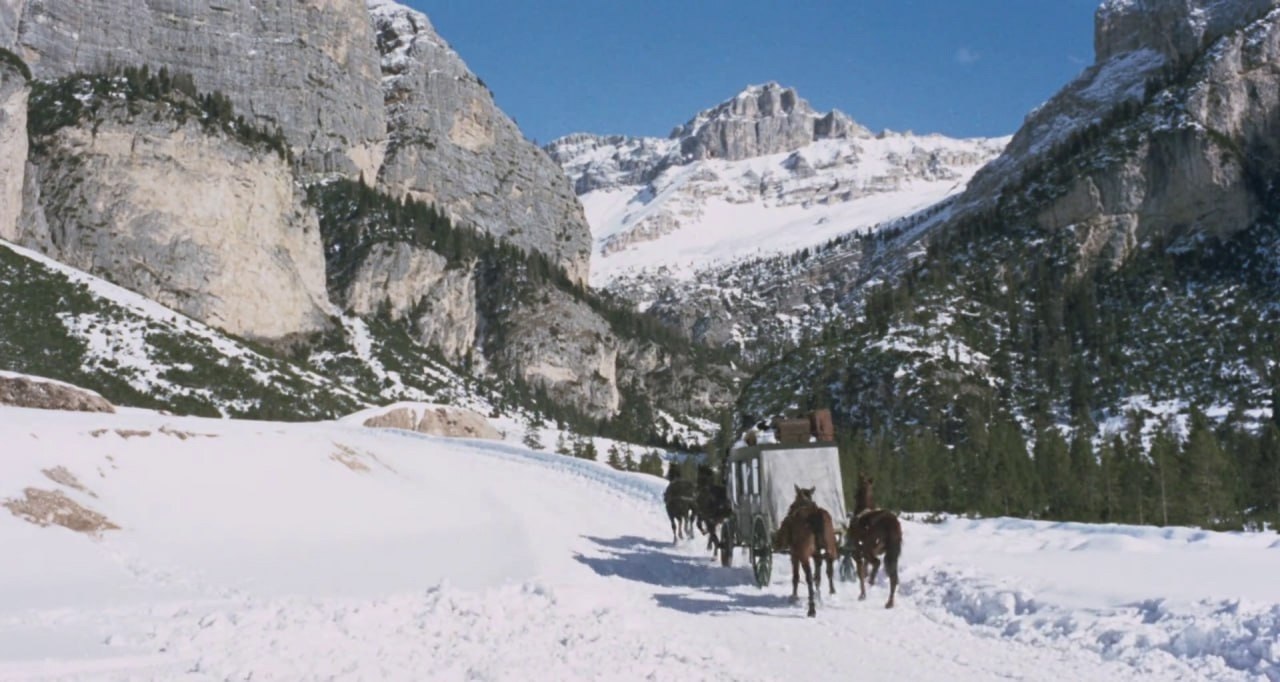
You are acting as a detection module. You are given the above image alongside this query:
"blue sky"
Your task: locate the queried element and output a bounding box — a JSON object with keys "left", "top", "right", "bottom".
{"left": 410, "top": 0, "right": 1102, "bottom": 144}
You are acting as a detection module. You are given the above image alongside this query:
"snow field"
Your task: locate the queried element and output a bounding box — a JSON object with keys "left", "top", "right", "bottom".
{"left": 0, "top": 404, "right": 1277, "bottom": 680}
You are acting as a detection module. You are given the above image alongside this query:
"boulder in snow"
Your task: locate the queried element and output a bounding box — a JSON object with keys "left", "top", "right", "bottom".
{"left": 351, "top": 403, "right": 501, "bottom": 440}
{"left": 0, "top": 372, "right": 115, "bottom": 413}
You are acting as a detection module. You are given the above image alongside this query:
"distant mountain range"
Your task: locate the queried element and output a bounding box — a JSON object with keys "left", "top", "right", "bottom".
{"left": 547, "top": 82, "right": 1007, "bottom": 290}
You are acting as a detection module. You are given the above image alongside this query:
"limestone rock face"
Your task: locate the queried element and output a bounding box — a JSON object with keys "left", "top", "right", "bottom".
{"left": 359, "top": 403, "right": 501, "bottom": 439}
{"left": 11, "top": 0, "right": 386, "bottom": 178}
{"left": 0, "top": 2, "right": 18, "bottom": 49}
{"left": 1011, "top": 1, "right": 1280, "bottom": 268}
{"left": 342, "top": 242, "right": 478, "bottom": 363}
{"left": 368, "top": 0, "right": 592, "bottom": 283}
{"left": 1095, "top": 0, "right": 1275, "bottom": 63}
{"left": 0, "top": 61, "right": 26, "bottom": 243}
{"left": 494, "top": 288, "right": 621, "bottom": 421}
{"left": 26, "top": 105, "right": 331, "bottom": 340}
{"left": 671, "top": 83, "right": 872, "bottom": 162}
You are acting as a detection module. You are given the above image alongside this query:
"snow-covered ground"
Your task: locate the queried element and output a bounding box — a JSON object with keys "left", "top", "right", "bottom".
{"left": 2, "top": 404, "right": 1278, "bottom": 680}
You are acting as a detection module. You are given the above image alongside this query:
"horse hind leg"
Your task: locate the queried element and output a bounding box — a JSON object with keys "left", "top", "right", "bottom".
{"left": 868, "top": 554, "right": 881, "bottom": 585}
{"left": 790, "top": 554, "right": 801, "bottom": 602}
{"left": 885, "top": 539, "right": 901, "bottom": 609}
{"left": 802, "top": 555, "right": 816, "bottom": 617}
{"left": 812, "top": 555, "right": 822, "bottom": 603}
{"left": 856, "top": 555, "right": 868, "bottom": 601}
{"left": 825, "top": 554, "right": 836, "bottom": 595}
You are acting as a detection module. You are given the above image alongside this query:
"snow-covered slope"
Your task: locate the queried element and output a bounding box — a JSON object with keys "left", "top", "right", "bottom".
{"left": 546, "top": 83, "right": 1008, "bottom": 288}
{"left": 2, "top": 404, "right": 1277, "bottom": 680}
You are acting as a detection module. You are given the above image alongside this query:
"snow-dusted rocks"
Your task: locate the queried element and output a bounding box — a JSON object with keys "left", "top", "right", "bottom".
{"left": 0, "top": 372, "right": 114, "bottom": 413}
{"left": 1095, "top": 0, "right": 1276, "bottom": 63}
{"left": 546, "top": 83, "right": 1007, "bottom": 288}
{"left": 350, "top": 402, "right": 501, "bottom": 440}
{"left": 671, "top": 82, "right": 873, "bottom": 162}
{"left": 967, "top": 0, "right": 1280, "bottom": 270}
{"left": 369, "top": 0, "right": 593, "bottom": 283}
{"left": 342, "top": 243, "right": 479, "bottom": 363}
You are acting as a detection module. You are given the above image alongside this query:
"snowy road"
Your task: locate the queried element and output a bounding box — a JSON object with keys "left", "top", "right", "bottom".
{"left": 1, "top": 406, "right": 1277, "bottom": 680}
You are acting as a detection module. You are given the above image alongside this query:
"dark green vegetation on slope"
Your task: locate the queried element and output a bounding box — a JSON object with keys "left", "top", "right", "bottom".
{"left": 28, "top": 66, "right": 289, "bottom": 158}
{"left": 308, "top": 179, "right": 729, "bottom": 447}
{"left": 738, "top": 25, "right": 1280, "bottom": 530}
{"left": 0, "top": 47, "right": 31, "bottom": 82}
{"left": 0, "top": 243, "right": 363, "bottom": 419}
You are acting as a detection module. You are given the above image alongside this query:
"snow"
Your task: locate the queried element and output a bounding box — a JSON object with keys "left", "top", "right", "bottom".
{"left": 2, "top": 404, "right": 1278, "bottom": 680}
{"left": 559, "top": 132, "right": 1008, "bottom": 289}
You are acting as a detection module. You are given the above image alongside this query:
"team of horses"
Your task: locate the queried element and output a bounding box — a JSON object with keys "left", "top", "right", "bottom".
{"left": 663, "top": 468, "right": 902, "bottom": 616}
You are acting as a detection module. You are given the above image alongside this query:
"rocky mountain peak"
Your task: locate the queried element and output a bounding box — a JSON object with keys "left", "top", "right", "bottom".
{"left": 669, "top": 82, "right": 871, "bottom": 162}
{"left": 1094, "top": 0, "right": 1277, "bottom": 63}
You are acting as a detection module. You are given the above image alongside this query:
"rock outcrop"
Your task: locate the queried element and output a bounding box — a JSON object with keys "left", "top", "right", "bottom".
{"left": 10, "top": 0, "right": 387, "bottom": 178}
{"left": 369, "top": 0, "right": 592, "bottom": 283}
{"left": 0, "top": 58, "right": 26, "bottom": 242}
{"left": 0, "top": 3, "right": 18, "bottom": 49}
{"left": 494, "top": 288, "right": 621, "bottom": 421}
{"left": 671, "top": 82, "right": 871, "bottom": 162}
{"left": 25, "top": 102, "right": 331, "bottom": 340}
{"left": 0, "top": 373, "right": 115, "bottom": 413}
{"left": 1094, "top": 0, "right": 1275, "bottom": 63}
{"left": 970, "top": 0, "right": 1280, "bottom": 271}
{"left": 343, "top": 243, "right": 479, "bottom": 362}
{"left": 358, "top": 402, "right": 501, "bottom": 439}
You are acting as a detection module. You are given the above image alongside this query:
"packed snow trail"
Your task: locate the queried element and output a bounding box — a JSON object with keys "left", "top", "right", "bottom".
{"left": 1, "top": 406, "right": 1277, "bottom": 680}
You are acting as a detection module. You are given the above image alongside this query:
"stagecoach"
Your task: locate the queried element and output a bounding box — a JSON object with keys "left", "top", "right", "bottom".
{"left": 720, "top": 438, "right": 849, "bottom": 588}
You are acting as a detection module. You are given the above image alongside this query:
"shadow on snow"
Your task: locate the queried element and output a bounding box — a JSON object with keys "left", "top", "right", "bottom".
{"left": 576, "top": 534, "right": 800, "bottom": 617}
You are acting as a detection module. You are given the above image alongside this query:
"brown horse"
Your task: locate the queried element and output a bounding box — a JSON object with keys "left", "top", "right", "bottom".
{"left": 846, "top": 474, "right": 902, "bottom": 608}
{"left": 693, "top": 464, "right": 731, "bottom": 556}
{"left": 664, "top": 477, "right": 697, "bottom": 544}
{"left": 777, "top": 485, "right": 838, "bottom": 617}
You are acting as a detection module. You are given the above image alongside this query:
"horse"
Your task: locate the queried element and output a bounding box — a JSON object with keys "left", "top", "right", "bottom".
{"left": 663, "top": 475, "right": 697, "bottom": 544}
{"left": 845, "top": 474, "right": 902, "bottom": 609}
{"left": 693, "top": 464, "right": 732, "bottom": 555}
{"left": 777, "top": 485, "right": 838, "bottom": 617}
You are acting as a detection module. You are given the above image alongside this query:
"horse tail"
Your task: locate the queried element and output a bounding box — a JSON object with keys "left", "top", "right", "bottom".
{"left": 884, "top": 515, "right": 903, "bottom": 582}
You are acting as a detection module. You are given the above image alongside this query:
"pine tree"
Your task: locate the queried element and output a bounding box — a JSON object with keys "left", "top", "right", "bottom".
{"left": 522, "top": 422, "right": 545, "bottom": 451}
{"left": 1067, "top": 427, "right": 1099, "bottom": 522}
{"left": 1034, "top": 426, "right": 1071, "bottom": 519}
{"left": 1149, "top": 423, "right": 1180, "bottom": 526}
{"left": 1180, "top": 407, "right": 1236, "bottom": 528}
{"left": 1256, "top": 423, "right": 1280, "bottom": 524}
{"left": 606, "top": 443, "right": 623, "bottom": 470}
{"left": 555, "top": 432, "right": 571, "bottom": 456}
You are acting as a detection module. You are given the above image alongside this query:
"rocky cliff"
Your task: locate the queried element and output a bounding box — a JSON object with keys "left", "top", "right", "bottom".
{"left": 9, "top": 0, "right": 387, "bottom": 178}
{"left": 1, "top": 0, "right": 727, "bottom": 434}
{"left": 671, "top": 82, "right": 871, "bottom": 162}
{"left": 343, "top": 243, "right": 478, "bottom": 363}
{"left": 967, "top": 0, "right": 1280, "bottom": 273}
{"left": 0, "top": 58, "right": 26, "bottom": 244}
{"left": 23, "top": 99, "right": 331, "bottom": 340}
{"left": 369, "top": 0, "right": 592, "bottom": 283}
{"left": 739, "top": 0, "right": 1280, "bottom": 458}
{"left": 1094, "top": 0, "right": 1275, "bottom": 63}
